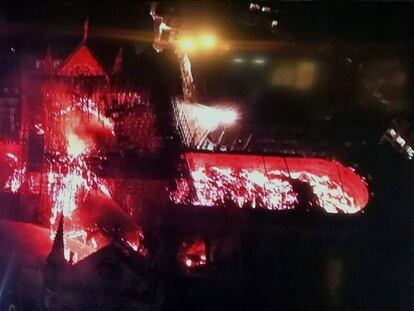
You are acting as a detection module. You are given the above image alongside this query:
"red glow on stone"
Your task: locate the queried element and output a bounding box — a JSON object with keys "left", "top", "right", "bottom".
{"left": 57, "top": 45, "right": 106, "bottom": 77}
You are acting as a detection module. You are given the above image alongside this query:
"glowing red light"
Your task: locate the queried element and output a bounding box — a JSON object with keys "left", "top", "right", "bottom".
{"left": 171, "top": 152, "right": 369, "bottom": 214}
{"left": 1, "top": 152, "right": 25, "bottom": 194}
{"left": 41, "top": 89, "right": 144, "bottom": 262}
{"left": 179, "top": 240, "right": 207, "bottom": 269}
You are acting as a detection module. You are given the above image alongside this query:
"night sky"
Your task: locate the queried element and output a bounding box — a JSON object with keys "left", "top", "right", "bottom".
{"left": 1, "top": 2, "right": 414, "bottom": 43}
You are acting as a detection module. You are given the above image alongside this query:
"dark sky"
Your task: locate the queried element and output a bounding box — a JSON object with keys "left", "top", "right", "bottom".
{"left": 1, "top": 1, "right": 414, "bottom": 43}
{"left": 1, "top": 0, "right": 413, "bottom": 125}
{"left": 0, "top": 1, "right": 152, "bottom": 29}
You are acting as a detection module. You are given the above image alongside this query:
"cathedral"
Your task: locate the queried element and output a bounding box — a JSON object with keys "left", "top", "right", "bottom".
{"left": 0, "top": 9, "right": 378, "bottom": 310}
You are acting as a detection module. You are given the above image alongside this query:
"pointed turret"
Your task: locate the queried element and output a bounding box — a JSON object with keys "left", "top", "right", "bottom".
{"left": 82, "top": 18, "right": 89, "bottom": 43}
{"left": 56, "top": 20, "right": 106, "bottom": 77}
{"left": 44, "top": 215, "right": 66, "bottom": 294}
{"left": 112, "top": 47, "right": 123, "bottom": 75}
{"left": 47, "top": 215, "right": 66, "bottom": 267}
{"left": 43, "top": 44, "right": 54, "bottom": 73}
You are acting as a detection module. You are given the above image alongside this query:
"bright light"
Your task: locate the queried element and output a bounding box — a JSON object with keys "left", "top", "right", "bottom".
{"left": 388, "top": 128, "right": 397, "bottom": 137}
{"left": 220, "top": 109, "right": 237, "bottom": 125}
{"left": 233, "top": 58, "right": 244, "bottom": 63}
{"left": 178, "top": 34, "right": 218, "bottom": 53}
{"left": 159, "top": 22, "right": 171, "bottom": 31}
{"left": 407, "top": 146, "right": 414, "bottom": 159}
{"left": 179, "top": 37, "right": 197, "bottom": 52}
{"left": 262, "top": 6, "right": 271, "bottom": 13}
{"left": 396, "top": 136, "right": 406, "bottom": 147}
{"left": 67, "top": 132, "right": 88, "bottom": 157}
{"left": 250, "top": 3, "right": 260, "bottom": 11}
{"left": 185, "top": 259, "right": 193, "bottom": 267}
{"left": 188, "top": 105, "right": 238, "bottom": 131}
{"left": 199, "top": 34, "right": 216, "bottom": 49}
{"left": 180, "top": 240, "right": 207, "bottom": 269}
{"left": 253, "top": 58, "right": 266, "bottom": 65}
{"left": 196, "top": 107, "right": 220, "bottom": 130}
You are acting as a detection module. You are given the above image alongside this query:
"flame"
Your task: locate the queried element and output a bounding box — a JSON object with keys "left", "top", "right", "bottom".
{"left": 44, "top": 98, "right": 116, "bottom": 263}
{"left": 67, "top": 132, "right": 88, "bottom": 158}
{"left": 171, "top": 165, "right": 362, "bottom": 214}
{"left": 3, "top": 153, "right": 26, "bottom": 194}
{"left": 5, "top": 166, "right": 26, "bottom": 193}
{"left": 179, "top": 240, "right": 207, "bottom": 269}
{"left": 181, "top": 103, "right": 238, "bottom": 131}
{"left": 44, "top": 96, "right": 146, "bottom": 263}
{"left": 46, "top": 152, "right": 115, "bottom": 262}
{"left": 79, "top": 99, "right": 114, "bottom": 133}
{"left": 0, "top": 87, "right": 148, "bottom": 263}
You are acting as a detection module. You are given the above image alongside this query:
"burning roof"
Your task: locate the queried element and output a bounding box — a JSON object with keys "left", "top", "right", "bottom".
{"left": 171, "top": 152, "right": 369, "bottom": 214}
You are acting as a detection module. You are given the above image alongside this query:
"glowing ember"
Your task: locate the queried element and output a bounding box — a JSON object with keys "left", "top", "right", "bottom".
{"left": 185, "top": 259, "right": 193, "bottom": 267}
{"left": 34, "top": 123, "right": 45, "bottom": 135}
{"left": 5, "top": 166, "right": 26, "bottom": 194}
{"left": 124, "top": 229, "right": 148, "bottom": 256}
{"left": 3, "top": 153, "right": 26, "bottom": 194}
{"left": 170, "top": 153, "right": 369, "bottom": 214}
{"left": 179, "top": 240, "right": 207, "bottom": 269}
